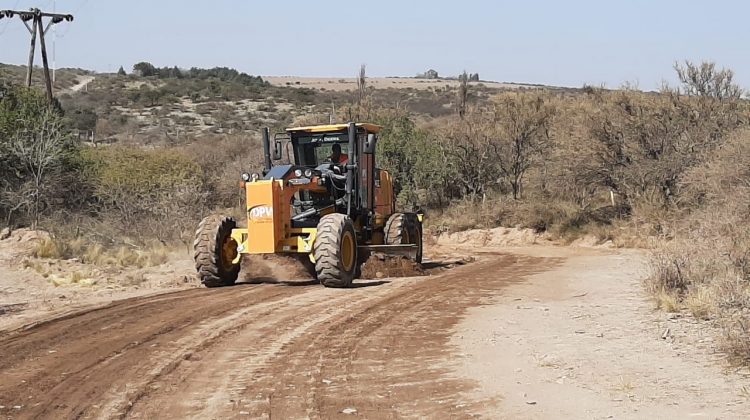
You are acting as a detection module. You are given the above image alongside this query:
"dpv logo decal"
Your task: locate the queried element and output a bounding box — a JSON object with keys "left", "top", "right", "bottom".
{"left": 249, "top": 206, "right": 273, "bottom": 222}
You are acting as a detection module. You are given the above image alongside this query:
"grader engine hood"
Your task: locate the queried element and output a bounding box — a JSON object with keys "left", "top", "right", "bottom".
{"left": 245, "top": 180, "right": 285, "bottom": 254}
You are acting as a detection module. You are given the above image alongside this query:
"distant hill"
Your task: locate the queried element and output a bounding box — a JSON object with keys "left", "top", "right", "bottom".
{"left": 0, "top": 63, "right": 91, "bottom": 91}
{"left": 263, "top": 76, "right": 553, "bottom": 92}
{"left": 0, "top": 62, "right": 560, "bottom": 145}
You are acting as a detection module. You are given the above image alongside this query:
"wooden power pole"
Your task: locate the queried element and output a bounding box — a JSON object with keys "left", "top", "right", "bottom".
{"left": 0, "top": 8, "right": 74, "bottom": 103}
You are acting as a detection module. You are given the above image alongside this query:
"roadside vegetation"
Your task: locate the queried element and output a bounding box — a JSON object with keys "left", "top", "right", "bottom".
{"left": 1, "top": 60, "right": 749, "bottom": 363}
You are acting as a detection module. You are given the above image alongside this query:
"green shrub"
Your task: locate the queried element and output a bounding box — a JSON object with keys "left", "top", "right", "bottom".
{"left": 81, "top": 147, "right": 206, "bottom": 243}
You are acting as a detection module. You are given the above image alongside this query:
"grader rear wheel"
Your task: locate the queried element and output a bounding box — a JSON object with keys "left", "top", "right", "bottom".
{"left": 313, "top": 214, "right": 358, "bottom": 288}
{"left": 385, "top": 213, "right": 422, "bottom": 263}
{"left": 385, "top": 213, "right": 409, "bottom": 245}
{"left": 408, "top": 218, "right": 423, "bottom": 264}
{"left": 193, "top": 215, "right": 240, "bottom": 288}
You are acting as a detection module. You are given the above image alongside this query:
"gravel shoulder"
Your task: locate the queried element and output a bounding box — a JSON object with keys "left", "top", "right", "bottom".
{"left": 452, "top": 246, "right": 750, "bottom": 419}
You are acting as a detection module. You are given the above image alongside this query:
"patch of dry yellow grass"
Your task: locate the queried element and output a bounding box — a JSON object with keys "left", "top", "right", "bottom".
{"left": 33, "top": 237, "right": 171, "bottom": 268}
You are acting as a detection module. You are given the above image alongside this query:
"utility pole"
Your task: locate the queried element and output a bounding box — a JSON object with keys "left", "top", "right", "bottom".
{"left": 1, "top": 8, "right": 73, "bottom": 103}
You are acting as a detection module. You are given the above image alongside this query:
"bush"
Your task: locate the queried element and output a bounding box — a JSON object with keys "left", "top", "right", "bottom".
{"left": 0, "top": 84, "right": 81, "bottom": 228}
{"left": 81, "top": 147, "right": 206, "bottom": 243}
{"left": 648, "top": 129, "right": 750, "bottom": 364}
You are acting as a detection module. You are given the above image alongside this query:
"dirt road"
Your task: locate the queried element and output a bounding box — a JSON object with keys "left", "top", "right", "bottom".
{"left": 1, "top": 247, "right": 748, "bottom": 419}
{"left": 0, "top": 252, "right": 548, "bottom": 419}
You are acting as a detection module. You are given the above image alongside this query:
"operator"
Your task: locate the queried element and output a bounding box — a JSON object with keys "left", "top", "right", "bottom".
{"left": 329, "top": 143, "right": 349, "bottom": 165}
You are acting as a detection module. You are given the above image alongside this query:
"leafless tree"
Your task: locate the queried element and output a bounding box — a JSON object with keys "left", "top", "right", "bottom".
{"left": 442, "top": 95, "right": 554, "bottom": 200}
{"left": 495, "top": 95, "right": 554, "bottom": 199}
{"left": 674, "top": 60, "right": 743, "bottom": 100}
{"left": 357, "top": 64, "right": 367, "bottom": 105}
{"left": 10, "top": 108, "right": 68, "bottom": 227}
{"left": 347, "top": 64, "right": 369, "bottom": 121}
{"left": 458, "top": 70, "right": 469, "bottom": 119}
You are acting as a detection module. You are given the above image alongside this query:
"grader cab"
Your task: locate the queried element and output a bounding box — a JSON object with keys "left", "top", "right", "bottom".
{"left": 194, "top": 122, "right": 423, "bottom": 288}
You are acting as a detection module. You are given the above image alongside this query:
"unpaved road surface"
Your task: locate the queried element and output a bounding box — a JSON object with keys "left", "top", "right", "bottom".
{"left": 454, "top": 247, "right": 750, "bottom": 419}
{"left": 0, "top": 252, "right": 544, "bottom": 419}
{"left": 1, "top": 247, "right": 748, "bottom": 419}
{"left": 67, "top": 75, "right": 95, "bottom": 93}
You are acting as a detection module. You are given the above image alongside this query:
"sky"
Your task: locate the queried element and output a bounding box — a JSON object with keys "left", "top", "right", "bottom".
{"left": 0, "top": 0, "right": 749, "bottom": 90}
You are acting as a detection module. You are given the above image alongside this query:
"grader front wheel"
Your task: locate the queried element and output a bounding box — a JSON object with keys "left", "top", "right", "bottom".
{"left": 194, "top": 215, "right": 241, "bottom": 288}
{"left": 313, "top": 214, "right": 358, "bottom": 288}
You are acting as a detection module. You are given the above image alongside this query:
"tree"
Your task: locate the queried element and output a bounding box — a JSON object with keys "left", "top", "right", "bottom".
{"left": 585, "top": 87, "right": 743, "bottom": 208}
{"left": 133, "top": 61, "right": 157, "bottom": 77}
{"left": 441, "top": 110, "right": 503, "bottom": 200}
{"left": 417, "top": 69, "right": 439, "bottom": 79}
{"left": 357, "top": 64, "right": 367, "bottom": 102}
{"left": 345, "top": 64, "right": 371, "bottom": 121}
{"left": 67, "top": 107, "right": 98, "bottom": 132}
{"left": 373, "top": 108, "right": 451, "bottom": 207}
{"left": 0, "top": 85, "right": 74, "bottom": 228}
{"left": 117, "top": 66, "right": 127, "bottom": 76}
{"left": 458, "top": 71, "right": 469, "bottom": 119}
{"left": 495, "top": 95, "right": 554, "bottom": 199}
{"left": 10, "top": 109, "right": 70, "bottom": 226}
{"left": 674, "top": 60, "right": 743, "bottom": 100}
{"left": 442, "top": 94, "right": 554, "bottom": 200}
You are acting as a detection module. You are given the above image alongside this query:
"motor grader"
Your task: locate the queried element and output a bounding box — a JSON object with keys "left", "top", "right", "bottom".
{"left": 194, "top": 122, "right": 423, "bottom": 288}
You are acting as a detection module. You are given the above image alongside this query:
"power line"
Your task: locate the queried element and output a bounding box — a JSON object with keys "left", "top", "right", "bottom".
{"left": 73, "top": 0, "right": 89, "bottom": 14}
{"left": 0, "top": 7, "right": 74, "bottom": 103}
{"left": 57, "top": 0, "right": 87, "bottom": 38}
{"left": 0, "top": 0, "right": 20, "bottom": 36}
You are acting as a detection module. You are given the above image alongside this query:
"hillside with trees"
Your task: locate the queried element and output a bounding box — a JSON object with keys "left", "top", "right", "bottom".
{"left": 1, "top": 60, "right": 749, "bottom": 363}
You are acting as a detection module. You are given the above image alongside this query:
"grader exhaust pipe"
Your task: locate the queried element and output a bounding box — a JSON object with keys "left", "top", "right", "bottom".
{"left": 261, "top": 127, "right": 272, "bottom": 173}
{"left": 346, "top": 122, "right": 356, "bottom": 217}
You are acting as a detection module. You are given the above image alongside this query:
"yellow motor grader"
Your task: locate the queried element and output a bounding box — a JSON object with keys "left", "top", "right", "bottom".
{"left": 194, "top": 122, "right": 423, "bottom": 288}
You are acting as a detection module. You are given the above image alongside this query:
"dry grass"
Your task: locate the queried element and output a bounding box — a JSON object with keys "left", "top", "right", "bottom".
{"left": 653, "top": 289, "right": 681, "bottom": 313}
{"left": 33, "top": 236, "right": 171, "bottom": 268}
{"left": 121, "top": 272, "right": 147, "bottom": 287}
{"left": 685, "top": 285, "right": 714, "bottom": 320}
{"left": 614, "top": 376, "right": 637, "bottom": 393}
{"left": 33, "top": 238, "right": 69, "bottom": 259}
{"left": 532, "top": 353, "right": 562, "bottom": 369}
{"left": 428, "top": 198, "right": 620, "bottom": 244}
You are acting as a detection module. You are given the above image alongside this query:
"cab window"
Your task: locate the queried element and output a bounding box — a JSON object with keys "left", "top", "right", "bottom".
{"left": 294, "top": 133, "right": 349, "bottom": 166}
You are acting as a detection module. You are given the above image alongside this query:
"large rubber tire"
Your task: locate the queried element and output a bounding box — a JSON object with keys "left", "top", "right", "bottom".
{"left": 385, "top": 213, "right": 409, "bottom": 245}
{"left": 194, "top": 215, "right": 240, "bottom": 288}
{"left": 385, "top": 213, "right": 422, "bottom": 263}
{"left": 408, "top": 218, "right": 424, "bottom": 264}
{"left": 313, "top": 214, "right": 358, "bottom": 288}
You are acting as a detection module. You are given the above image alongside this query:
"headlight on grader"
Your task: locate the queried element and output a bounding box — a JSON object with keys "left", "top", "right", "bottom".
{"left": 241, "top": 173, "right": 251, "bottom": 182}
{"left": 304, "top": 168, "right": 313, "bottom": 178}
{"left": 294, "top": 169, "right": 303, "bottom": 178}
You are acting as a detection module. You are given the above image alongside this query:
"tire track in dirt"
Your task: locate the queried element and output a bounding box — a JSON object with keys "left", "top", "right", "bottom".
{"left": 233, "top": 254, "right": 556, "bottom": 419}
{"left": 126, "top": 285, "right": 387, "bottom": 418}
{"left": 0, "top": 253, "right": 560, "bottom": 419}
{"left": 130, "top": 254, "right": 558, "bottom": 419}
{"left": 0, "top": 285, "right": 304, "bottom": 419}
